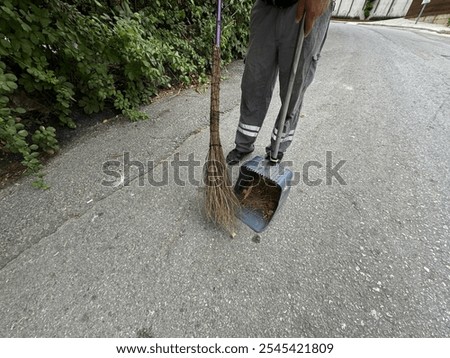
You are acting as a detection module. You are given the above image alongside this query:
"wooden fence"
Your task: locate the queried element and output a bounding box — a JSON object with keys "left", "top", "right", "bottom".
{"left": 406, "top": 0, "right": 450, "bottom": 18}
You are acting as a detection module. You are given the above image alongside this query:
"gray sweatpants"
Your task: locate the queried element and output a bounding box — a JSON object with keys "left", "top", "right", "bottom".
{"left": 234, "top": 0, "right": 333, "bottom": 154}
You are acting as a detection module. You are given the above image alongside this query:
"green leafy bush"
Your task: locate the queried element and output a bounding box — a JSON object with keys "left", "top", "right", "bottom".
{"left": 0, "top": 0, "right": 252, "bottom": 183}
{"left": 364, "top": 0, "right": 376, "bottom": 19}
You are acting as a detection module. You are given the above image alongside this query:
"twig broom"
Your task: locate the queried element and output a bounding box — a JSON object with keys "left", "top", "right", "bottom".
{"left": 204, "top": 0, "right": 239, "bottom": 235}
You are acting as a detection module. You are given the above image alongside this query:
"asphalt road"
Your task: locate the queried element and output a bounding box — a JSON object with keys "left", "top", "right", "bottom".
{"left": 1, "top": 23, "right": 449, "bottom": 337}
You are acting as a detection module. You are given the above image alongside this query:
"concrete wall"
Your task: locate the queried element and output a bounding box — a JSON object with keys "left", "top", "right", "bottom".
{"left": 333, "top": 0, "right": 367, "bottom": 19}
{"left": 371, "top": 0, "right": 414, "bottom": 19}
{"left": 419, "top": 14, "right": 450, "bottom": 25}
{"left": 333, "top": 0, "right": 414, "bottom": 19}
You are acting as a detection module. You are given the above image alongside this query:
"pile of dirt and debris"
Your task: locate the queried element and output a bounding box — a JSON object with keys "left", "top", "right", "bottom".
{"left": 238, "top": 176, "right": 281, "bottom": 221}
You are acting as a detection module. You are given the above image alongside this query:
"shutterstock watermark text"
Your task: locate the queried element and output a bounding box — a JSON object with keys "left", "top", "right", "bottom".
{"left": 101, "top": 151, "right": 347, "bottom": 187}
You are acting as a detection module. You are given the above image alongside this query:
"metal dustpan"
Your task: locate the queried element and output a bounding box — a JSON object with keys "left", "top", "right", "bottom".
{"left": 234, "top": 18, "right": 306, "bottom": 233}
{"left": 235, "top": 156, "right": 294, "bottom": 232}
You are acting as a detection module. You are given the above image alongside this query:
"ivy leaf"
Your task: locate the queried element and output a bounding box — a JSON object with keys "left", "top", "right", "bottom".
{"left": 4, "top": 73, "right": 17, "bottom": 81}
{"left": 21, "top": 23, "right": 32, "bottom": 32}
{"left": 6, "top": 81, "right": 18, "bottom": 90}
{"left": 21, "top": 41, "right": 32, "bottom": 55}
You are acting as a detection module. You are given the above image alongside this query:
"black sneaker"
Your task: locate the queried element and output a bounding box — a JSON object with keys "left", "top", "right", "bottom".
{"left": 265, "top": 151, "right": 284, "bottom": 165}
{"left": 226, "top": 148, "right": 253, "bottom": 165}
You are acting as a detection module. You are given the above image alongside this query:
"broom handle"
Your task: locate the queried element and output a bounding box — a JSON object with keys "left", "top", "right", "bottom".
{"left": 210, "top": 0, "right": 222, "bottom": 135}
{"left": 271, "top": 16, "right": 305, "bottom": 161}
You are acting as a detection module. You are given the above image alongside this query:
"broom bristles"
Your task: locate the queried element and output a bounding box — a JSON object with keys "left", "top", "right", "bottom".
{"left": 204, "top": 45, "right": 240, "bottom": 234}
{"left": 204, "top": 142, "right": 240, "bottom": 234}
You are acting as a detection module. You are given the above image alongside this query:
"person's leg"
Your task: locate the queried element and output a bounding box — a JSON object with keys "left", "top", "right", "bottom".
{"left": 230, "top": 0, "right": 279, "bottom": 161}
{"left": 267, "top": 1, "right": 333, "bottom": 158}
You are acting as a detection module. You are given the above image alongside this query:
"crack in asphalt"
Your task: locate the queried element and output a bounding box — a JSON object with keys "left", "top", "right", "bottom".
{"left": 0, "top": 122, "right": 214, "bottom": 272}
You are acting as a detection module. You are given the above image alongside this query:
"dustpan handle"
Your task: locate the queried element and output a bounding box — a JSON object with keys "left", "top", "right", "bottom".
{"left": 271, "top": 16, "right": 306, "bottom": 161}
